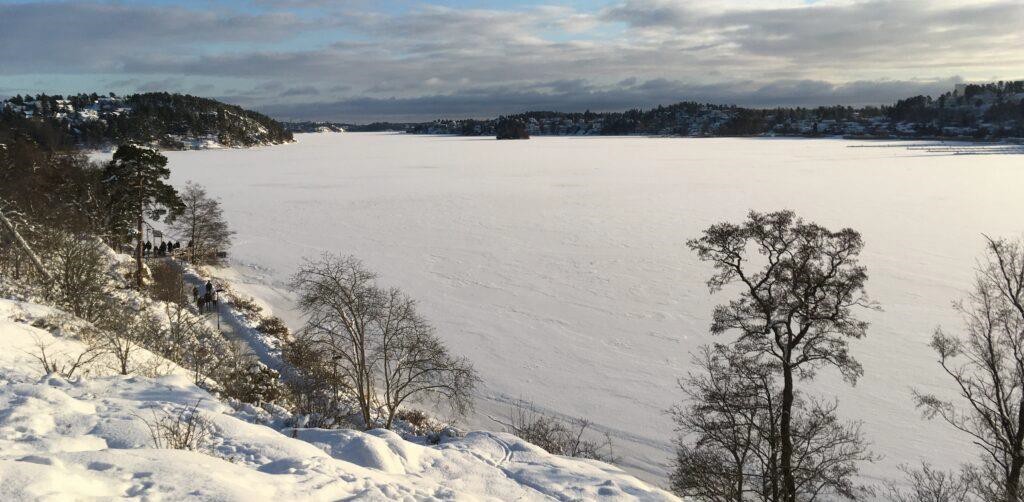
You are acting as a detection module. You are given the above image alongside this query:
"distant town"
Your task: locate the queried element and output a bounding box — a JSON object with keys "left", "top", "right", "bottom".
{"left": 286, "top": 81, "right": 1024, "bottom": 141}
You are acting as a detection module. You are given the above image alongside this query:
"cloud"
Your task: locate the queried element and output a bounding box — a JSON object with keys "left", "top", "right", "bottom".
{"left": 0, "top": 0, "right": 1020, "bottom": 119}
{"left": 0, "top": 2, "right": 312, "bottom": 74}
{"left": 279, "top": 85, "right": 320, "bottom": 97}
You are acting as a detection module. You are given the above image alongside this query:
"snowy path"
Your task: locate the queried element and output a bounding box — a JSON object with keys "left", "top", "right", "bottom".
{"left": 160, "top": 257, "right": 283, "bottom": 371}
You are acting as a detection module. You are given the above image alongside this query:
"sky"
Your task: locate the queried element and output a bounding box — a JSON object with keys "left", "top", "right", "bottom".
{"left": 1, "top": 0, "right": 1022, "bottom": 123}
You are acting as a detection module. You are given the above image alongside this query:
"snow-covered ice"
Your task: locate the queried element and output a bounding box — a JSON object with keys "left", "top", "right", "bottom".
{"left": 156, "top": 132, "right": 1024, "bottom": 486}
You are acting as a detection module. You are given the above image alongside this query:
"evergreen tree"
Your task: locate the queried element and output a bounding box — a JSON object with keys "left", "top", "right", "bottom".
{"left": 102, "top": 144, "right": 183, "bottom": 289}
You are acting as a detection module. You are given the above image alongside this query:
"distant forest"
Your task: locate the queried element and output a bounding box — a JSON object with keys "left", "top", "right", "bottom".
{"left": 291, "top": 81, "right": 1024, "bottom": 141}
{"left": 1, "top": 92, "right": 293, "bottom": 150}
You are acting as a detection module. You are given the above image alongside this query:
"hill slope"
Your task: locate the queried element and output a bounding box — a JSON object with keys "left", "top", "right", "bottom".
{"left": 0, "top": 296, "right": 675, "bottom": 500}
{"left": 1, "top": 92, "right": 293, "bottom": 150}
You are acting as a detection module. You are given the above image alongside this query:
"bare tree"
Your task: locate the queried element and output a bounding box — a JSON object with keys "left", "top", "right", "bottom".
{"left": 37, "top": 230, "right": 110, "bottom": 322}
{"left": 915, "top": 236, "right": 1024, "bottom": 502}
{"left": 29, "top": 336, "right": 105, "bottom": 379}
{"left": 376, "top": 287, "right": 479, "bottom": 428}
{"left": 160, "top": 300, "right": 210, "bottom": 365}
{"left": 884, "top": 463, "right": 975, "bottom": 502}
{"left": 96, "top": 306, "right": 161, "bottom": 375}
{"left": 292, "top": 254, "right": 380, "bottom": 426}
{"left": 170, "top": 182, "right": 233, "bottom": 265}
{"left": 671, "top": 346, "right": 775, "bottom": 501}
{"left": 687, "top": 210, "right": 876, "bottom": 502}
{"left": 671, "top": 345, "right": 873, "bottom": 501}
{"left": 291, "top": 254, "right": 478, "bottom": 429}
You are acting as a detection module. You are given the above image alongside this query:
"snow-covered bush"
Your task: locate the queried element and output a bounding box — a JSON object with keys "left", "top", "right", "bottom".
{"left": 256, "top": 315, "right": 289, "bottom": 340}
{"left": 228, "top": 293, "right": 263, "bottom": 321}
{"left": 221, "top": 360, "right": 285, "bottom": 406}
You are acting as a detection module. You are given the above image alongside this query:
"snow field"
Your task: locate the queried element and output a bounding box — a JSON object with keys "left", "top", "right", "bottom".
{"left": 156, "top": 133, "right": 1024, "bottom": 487}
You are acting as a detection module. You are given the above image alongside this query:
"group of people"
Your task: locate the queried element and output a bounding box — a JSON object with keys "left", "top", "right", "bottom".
{"left": 143, "top": 240, "right": 182, "bottom": 257}
{"left": 193, "top": 279, "right": 218, "bottom": 313}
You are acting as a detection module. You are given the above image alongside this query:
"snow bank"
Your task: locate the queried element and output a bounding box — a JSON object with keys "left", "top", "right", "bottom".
{"left": 0, "top": 298, "right": 676, "bottom": 500}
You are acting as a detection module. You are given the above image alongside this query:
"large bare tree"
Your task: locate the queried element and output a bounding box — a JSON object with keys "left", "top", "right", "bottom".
{"left": 292, "top": 254, "right": 380, "bottom": 426}
{"left": 915, "top": 236, "right": 1024, "bottom": 502}
{"left": 671, "top": 344, "right": 873, "bottom": 501}
{"left": 170, "top": 182, "right": 233, "bottom": 265}
{"left": 291, "top": 254, "right": 478, "bottom": 429}
{"left": 375, "top": 287, "right": 478, "bottom": 428}
{"left": 687, "top": 210, "right": 875, "bottom": 502}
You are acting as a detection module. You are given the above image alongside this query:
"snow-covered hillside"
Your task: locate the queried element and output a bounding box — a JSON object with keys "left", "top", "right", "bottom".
{"left": 0, "top": 297, "right": 675, "bottom": 500}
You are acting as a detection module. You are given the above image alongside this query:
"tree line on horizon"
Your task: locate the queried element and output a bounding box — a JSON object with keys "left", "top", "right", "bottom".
{"left": 309, "top": 80, "right": 1024, "bottom": 140}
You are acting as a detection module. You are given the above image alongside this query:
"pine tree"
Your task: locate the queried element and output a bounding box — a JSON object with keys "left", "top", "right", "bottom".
{"left": 102, "top": 144, "right": 183, "bottom": 289}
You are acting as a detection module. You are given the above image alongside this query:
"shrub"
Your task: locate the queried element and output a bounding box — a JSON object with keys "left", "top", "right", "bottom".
{"left": 137, "top": 400, "right": 213, "bottom": 451}
{"left": 497, "top": 400, "right": 615, "bottom": 462}
{"left": 37, "top": 231, "right": 111, "bottom": 322}
{"left": 28, "top": 336, "right": 105, "bottom": 380}
{"left": 148, "top": 259, "right": 188, "bottom": 305}
{"left": 256, "top": 315, "right": 289, "bottom": 340}
{"left": 229, "top": 294, "right": 263, "bottom": 319}
{"left": 221, "top": 360, "right": 285, "bottom": 405}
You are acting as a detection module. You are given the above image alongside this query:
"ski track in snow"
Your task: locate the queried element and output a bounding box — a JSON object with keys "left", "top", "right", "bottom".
{"left": 145, "top": 132, "right": 1024, "bottom": 487}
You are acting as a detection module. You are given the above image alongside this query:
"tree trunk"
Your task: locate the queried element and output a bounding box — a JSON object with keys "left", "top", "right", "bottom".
{"left": 135, "top": 172, "right": 145, "bottom": 290}
{"left": 135, "top": 209, "right": 144, "bottom": 289}
{"left": 780, "top": 365, "right": 796, "bottom": 502}
{"left": 736, "top": 464, "right": 745, "bottom": 502}
{"left": 1008, "top": 456, "right": 1022, "bottom": 502}
{"left": 0, "top": 205, "right": 52, "bottom": 283}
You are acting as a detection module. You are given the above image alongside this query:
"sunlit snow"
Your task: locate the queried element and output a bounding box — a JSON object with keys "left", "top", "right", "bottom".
{"left": 161, "top": 132, "right": 1024, "bottom": 484}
